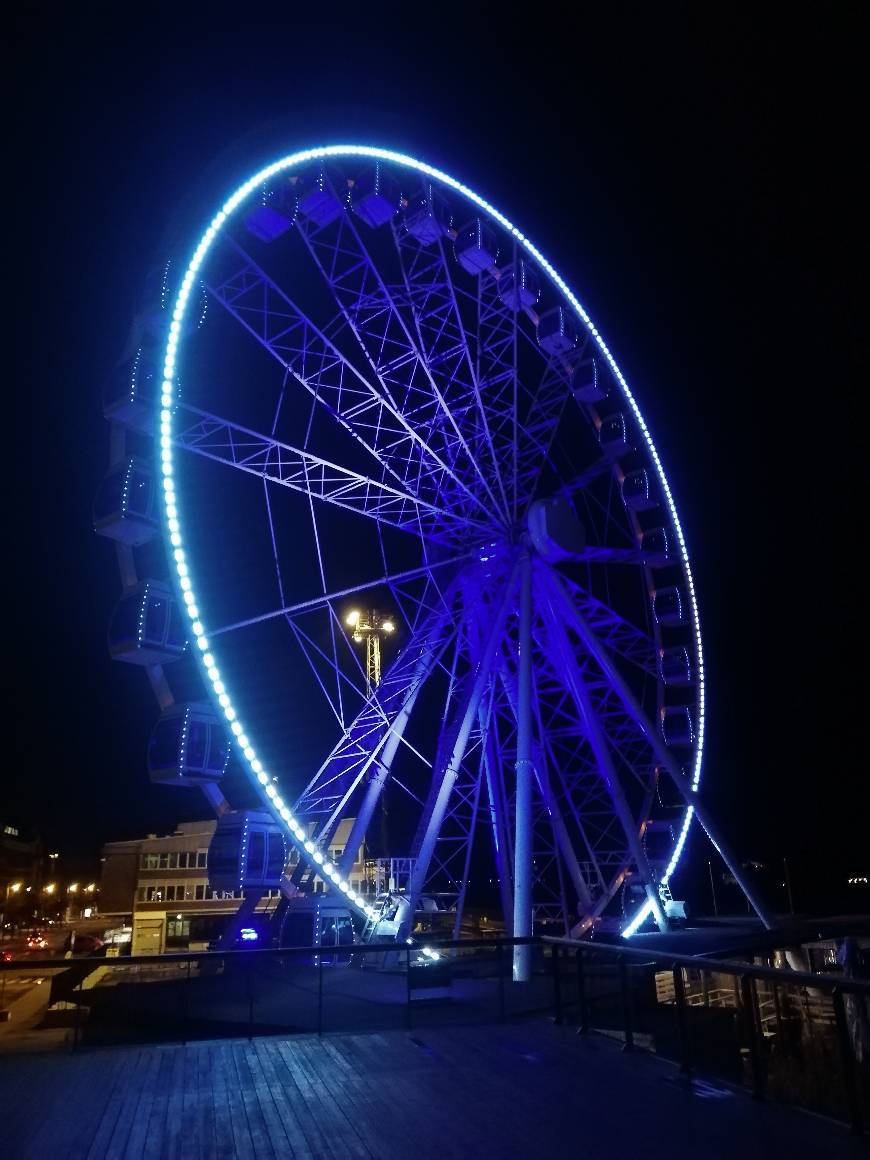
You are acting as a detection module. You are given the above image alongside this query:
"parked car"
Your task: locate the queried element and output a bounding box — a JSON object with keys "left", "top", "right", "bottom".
{"left": 75, "top": 934, "right": 104, "bottom": 955}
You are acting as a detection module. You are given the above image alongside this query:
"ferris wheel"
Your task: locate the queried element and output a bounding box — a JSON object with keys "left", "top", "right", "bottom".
{"left": 98, "top": 144, "right": 770, "bottom": 967}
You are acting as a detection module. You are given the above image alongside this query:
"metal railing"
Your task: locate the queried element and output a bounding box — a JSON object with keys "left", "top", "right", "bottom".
{"left": 544, "top": 936, "right": 869, "bottom": 1136}
{"left": 2, "top": 934, "right": 867, "bottom": 1134}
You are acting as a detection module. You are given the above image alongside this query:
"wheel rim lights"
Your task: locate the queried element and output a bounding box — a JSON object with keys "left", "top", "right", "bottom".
{"left": 159, "top": 144, "right": 705, "bottom": 933}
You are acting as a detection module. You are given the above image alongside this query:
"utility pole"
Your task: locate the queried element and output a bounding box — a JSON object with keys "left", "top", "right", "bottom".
{"left": 513, "top": 553, "right": 534, "bottom": 983}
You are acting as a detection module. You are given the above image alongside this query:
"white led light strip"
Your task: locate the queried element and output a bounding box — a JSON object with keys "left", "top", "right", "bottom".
{"left": 159, "top": 145, "right": 704, "bottom": 933}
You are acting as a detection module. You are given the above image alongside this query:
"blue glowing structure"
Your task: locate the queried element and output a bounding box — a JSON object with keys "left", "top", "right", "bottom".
{"left": 101, "top": 144, "right": 775, "bottom": 947}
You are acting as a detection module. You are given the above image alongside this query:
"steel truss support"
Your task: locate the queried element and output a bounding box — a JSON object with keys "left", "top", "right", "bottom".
{"left": 392, "top": 219, "right": 511, "bottom": 522}
{"left": 539, "top": 569, "right": 669, "bottom": 932}
{"left": 206, "top": 242, "right": 490, "bottom": 541}
{"left": 174, "top": 404, "right": 471, "bottom": 540}
{"left": 294, "top": 204, "right": 500, "bottom": 527}
{"left": 399, "top": 562, "right": 520, "bottom": 938}
{"left": 335, "top": 641, "right": 436, "bottom": 881}
{"left": 293, "top": 588, "right": 461, "bottom": 822}
{"left": 548, "top": 569, "right": 775, "bottom": 930}
{"left": 494, "top": 636, "right": 597, "bottom": 930}
{"left": 479, "top": 692, "right": 515, "bottom": 935}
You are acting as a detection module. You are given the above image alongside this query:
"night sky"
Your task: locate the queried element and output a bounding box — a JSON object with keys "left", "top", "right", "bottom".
{"left": 9, "top": 7, "right": 864, "bottom": 911}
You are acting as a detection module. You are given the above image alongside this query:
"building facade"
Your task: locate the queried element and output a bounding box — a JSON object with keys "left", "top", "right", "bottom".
{"left": 101, "top": 817, "right": 365, "bottom": 954}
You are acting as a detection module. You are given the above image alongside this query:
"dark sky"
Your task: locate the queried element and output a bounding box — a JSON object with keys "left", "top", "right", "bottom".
{"left": 8, "top": 7, "right": 864, "bottom": 907}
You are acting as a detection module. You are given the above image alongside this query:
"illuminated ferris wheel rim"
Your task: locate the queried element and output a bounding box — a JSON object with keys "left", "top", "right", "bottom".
{"left": 158, "top": 143, "right": 705, "bottom": 933}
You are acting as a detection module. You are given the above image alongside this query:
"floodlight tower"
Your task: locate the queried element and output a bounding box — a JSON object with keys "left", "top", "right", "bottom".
{"left": 345, "top": 609, "right": 395, "bottom": 693}
{"left": 346, "top": 608, "right": 396, "bottom": 872}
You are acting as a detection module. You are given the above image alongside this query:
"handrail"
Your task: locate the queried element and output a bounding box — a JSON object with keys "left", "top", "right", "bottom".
{"left": 540, "top": 935, "right": 870, "bottom": 997}
{"left": 4, "top": 932, "right": 867, "bottom": 996}
{"left": 0, "top": 934, "right": 537, "bottom": 973}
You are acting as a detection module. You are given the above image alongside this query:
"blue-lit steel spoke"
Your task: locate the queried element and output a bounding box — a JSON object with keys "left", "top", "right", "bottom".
{"left": 209, "top": 553, "right": 472, "bottom": 638}
{"left": 174, "top": 404, "right": 480, "bottom": 539}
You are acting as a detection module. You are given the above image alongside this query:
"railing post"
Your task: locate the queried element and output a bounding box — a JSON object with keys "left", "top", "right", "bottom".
{"left": 406, "top": 946, "right": 412, "bottom": 1030}
{"left": 672, "top": 964, "right": 691, "bottom": 1074}
{"left": 72, "top": 974, "right": 83, "bottom": 1052}
{"left": 184, "top": 956, "right": 192, "bottom": 1045}
{"left": 551, "top": 944, "right": 563, "bottom": 1026}
{"left": 246, "top": 953, "right": 254, "bottom": 1039}
{"left": 618, "top": 956, "right": 634, "bottom": 1051}
{"left": 497, "top": 940, "right": 506, "bottom": 1022}
{"left": 832, "top": 988, "right": 865, "bottom": 1136}
{"left": 740, "top": 974, "right": 764, "bottom": 1099}
{"left": 317, "top": 949, "right": 324, "bottom": 1036}
{"left": 576, "top": 949, "right": 589, "bottom": 1034}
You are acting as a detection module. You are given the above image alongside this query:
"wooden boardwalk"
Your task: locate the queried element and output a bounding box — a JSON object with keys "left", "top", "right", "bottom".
{"left": 1, "top": 1019, "right": 862, "bottom": 1159}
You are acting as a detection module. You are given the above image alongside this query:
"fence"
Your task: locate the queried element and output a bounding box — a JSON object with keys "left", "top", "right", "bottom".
{"left": 2, "top": 935, "right": 868, "bottom": 1134}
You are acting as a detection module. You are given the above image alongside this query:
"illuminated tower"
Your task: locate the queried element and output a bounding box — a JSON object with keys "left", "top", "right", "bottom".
{"left": 345, "top": 609, "right": 395, "bottom": 693}
{"left": 346, "top": 608, "right": 395, "bottom": 864}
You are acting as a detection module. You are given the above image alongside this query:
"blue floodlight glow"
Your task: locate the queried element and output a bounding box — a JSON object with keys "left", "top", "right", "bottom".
{"left": 158, "top": 145, "right": 705, "bottom": 934}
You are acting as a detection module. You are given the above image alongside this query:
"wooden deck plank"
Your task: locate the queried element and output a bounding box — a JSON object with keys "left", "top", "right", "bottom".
{"left": 212, "top": 1039, "right": 257, "bottom": 1160}
{"left": 90, "top": 1046, "right": 151, "bottom": 1159}
{"left": 308, "top": 1037, "right": 426, "bottom": 1160}
{"left": 291, "top": 1037, "right": 374, "bottom": 1160}
{"left": 179, "top": 1039, "right": 205, "bottom": 1160}
{"left": 202, "top": 1042, "right": 236, "bottom": 1160}
{"left": 272, "top": 1036, "right": 367, "bottom": 1159}
{"left": 250, "top": 1039, "right": 317, "bottom": 1160}
{"left": 142, "top": 1047, "right": 179, "bottom": 1160}
{"left": 255, "top": 1038, "right": 324, "bottom": 1160}
{"left": 240, "top": 1038, "right": 304, "bottom": 1158}
{"left": 192, "top": 1041, "right": 218, "bottom": 1160}
{"left": 294, "top": 1038, "right": 387, "bottom": 1157}
{"left": 119, "top": 1044, "right": 164, "bottom": 1159}
{"left": 227, "top": 1039, "right": 277, "bottom": 1158}
{"left": 159, "top": 1039, "right": 188, "bottom": 1160}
